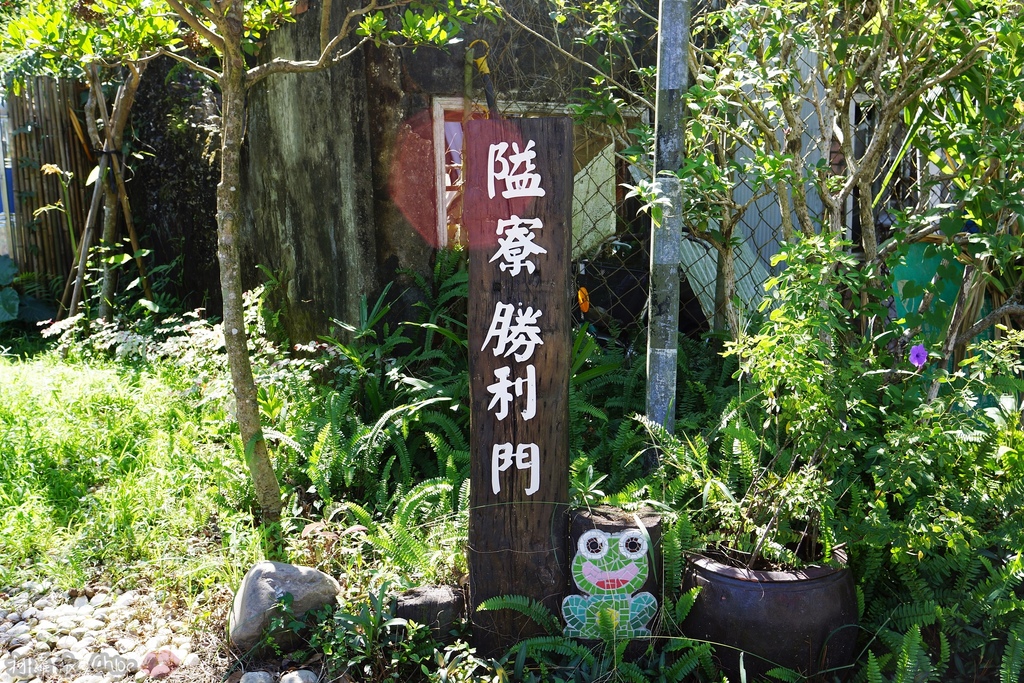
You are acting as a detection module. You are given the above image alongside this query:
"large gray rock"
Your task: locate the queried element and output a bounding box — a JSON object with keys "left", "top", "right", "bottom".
{"left": 228, "top": 562, "right": 341, "bottom": 652}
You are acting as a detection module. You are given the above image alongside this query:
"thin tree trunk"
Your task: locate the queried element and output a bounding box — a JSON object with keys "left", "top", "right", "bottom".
{"left": 218, "top": 16, "right": 283, "bottom": 524}
{"left": 98, "top": 182, "right": 120, "bottom": 321}
{"left": 714, "top": 215, "right": 738, "bottom": 338}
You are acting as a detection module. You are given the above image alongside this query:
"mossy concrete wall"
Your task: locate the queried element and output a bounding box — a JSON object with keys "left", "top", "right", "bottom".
{"left": 241, "top": 7, "right": 379, "bottom": 343}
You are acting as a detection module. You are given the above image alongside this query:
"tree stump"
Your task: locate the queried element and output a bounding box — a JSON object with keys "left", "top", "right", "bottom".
{"left": 396, "top": 585, "right": 465, "bottom": 643}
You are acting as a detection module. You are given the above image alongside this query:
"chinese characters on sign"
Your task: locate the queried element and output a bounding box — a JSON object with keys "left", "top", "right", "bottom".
{"left": 466, "top": 117, "right": 570, "bottom": 655}
{"left": 482, "top": 143, "right": 547, "bottom": 497}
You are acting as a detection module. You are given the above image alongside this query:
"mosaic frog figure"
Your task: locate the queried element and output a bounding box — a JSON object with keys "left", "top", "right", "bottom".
{"left": 562, "top": 527, "right": 658, "bottom": 639}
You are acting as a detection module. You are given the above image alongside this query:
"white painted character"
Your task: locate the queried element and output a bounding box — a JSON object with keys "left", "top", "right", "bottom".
{"left": 491, "top": 442, "right": 540, "bottom": 495}
{"left": 487, "top": 140, "right": 546, "bottom": 199}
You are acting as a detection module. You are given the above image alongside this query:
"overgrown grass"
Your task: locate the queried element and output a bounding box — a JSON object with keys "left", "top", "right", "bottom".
{"left": 0, "top": 352, "right": 266, "bottom": 604}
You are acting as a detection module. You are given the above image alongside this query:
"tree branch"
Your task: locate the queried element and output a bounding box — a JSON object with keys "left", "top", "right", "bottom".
{"left": 495, "top": 2, "right": 654, "bottom": 110}
{"left": 956, "top": 278, "right": 1024, "bottom": 347}
{"left": 164, "top": 0, "right": 226, "bottom": 52}
{"left": 182, "top": 0, "right": 223, "bottom": 25}
{"left": 245, "top": 35, "right": 369, "bottom": 87}
{"left": 160, "top": 48, "right": 222, "bottom": 81}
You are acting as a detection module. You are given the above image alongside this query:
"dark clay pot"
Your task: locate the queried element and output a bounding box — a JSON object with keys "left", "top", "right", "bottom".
{"left": 681, "top": 554, "right": 858, "bottom": 681}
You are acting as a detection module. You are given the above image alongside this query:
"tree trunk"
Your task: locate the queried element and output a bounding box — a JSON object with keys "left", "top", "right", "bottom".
{"left": 713, "top": 216, "right": 738, "bottom": 338}
{"left": 98, "top": 181, "right": 120, "bottom": 321}
{"left": 218, "top": 16, "right": 283, "bottom": 524}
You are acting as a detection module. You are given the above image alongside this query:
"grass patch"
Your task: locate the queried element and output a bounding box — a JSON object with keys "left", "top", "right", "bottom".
{"left": 0, "top": 352, "right": 265, "bottom": 604}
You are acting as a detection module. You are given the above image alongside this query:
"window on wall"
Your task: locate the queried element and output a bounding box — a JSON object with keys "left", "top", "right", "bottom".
{"left": 431, "top": 96, "right": 623, "bottom": 260}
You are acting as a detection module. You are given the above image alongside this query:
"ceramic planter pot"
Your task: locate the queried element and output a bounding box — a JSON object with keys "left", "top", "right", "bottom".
{"left": 681, "top": 553, "right": 858, "bottom": 681}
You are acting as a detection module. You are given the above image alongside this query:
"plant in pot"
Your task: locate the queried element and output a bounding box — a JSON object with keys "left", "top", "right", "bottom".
{"left": 644, "top": 235, "right": 888, "bottom": 680}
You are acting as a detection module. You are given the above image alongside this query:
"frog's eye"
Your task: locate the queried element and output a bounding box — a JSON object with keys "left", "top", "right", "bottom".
{"left": 578, "top": 530, "right": 609, "bottom": 559}
{"left": 619, "top": 531, "right": 647, "bottom": 560}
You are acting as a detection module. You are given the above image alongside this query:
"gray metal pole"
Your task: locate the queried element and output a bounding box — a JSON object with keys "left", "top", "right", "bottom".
{"left": 646, "top": 0, "right": 689, "bottom": 438}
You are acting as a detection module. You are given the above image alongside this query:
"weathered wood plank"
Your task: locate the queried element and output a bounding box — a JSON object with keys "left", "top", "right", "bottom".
{"left": 465, "top": 117, "right": 573, "bottom": 655}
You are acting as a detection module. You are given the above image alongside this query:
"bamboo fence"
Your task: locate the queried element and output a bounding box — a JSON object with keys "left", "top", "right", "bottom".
{"left": 8, "top": 77, "right": 93, "bottom": 289}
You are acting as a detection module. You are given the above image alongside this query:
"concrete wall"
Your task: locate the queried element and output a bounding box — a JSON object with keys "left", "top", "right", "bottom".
{"left": 241, "top": 7, "right": 379, "bottom": 343}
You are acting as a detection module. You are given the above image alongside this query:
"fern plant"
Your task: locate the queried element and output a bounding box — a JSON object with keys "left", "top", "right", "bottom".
{"left": 478, "top": 589, "right": 714, "bottom": 683}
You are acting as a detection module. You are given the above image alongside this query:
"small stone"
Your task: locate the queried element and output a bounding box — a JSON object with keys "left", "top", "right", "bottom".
{"left": 92, "top": 608, "right": 110, "bottom": 621}
{"left": 77, "top": 605, "right": 95, "bottom": 618}
{"left": 7, "top": 624, "right": 30, "bottom": 637}
{"left": 114, "top": 639, "right": 136, "bottom": 655}
{"left": 73, "top": 597, "right": 89, "bottom": 610}
{"left": 7, "top": 613, "right": 22, "bottom": 623}
{"left": 57, "top": 636, "right": 79, "bottom": 650}
{"left": 32, "top": 631, "right": 54, "bottom": 646}
{"left": 69, "top": 628, "right": 87, "bottom": 640}
{"left": 78, "top": 637, "right": 96, "bottom": 650}
{"left": 20, "top": 608, "right": 36, "bottom": 620}
{"left": 53, "top": 649, "right": 77, "bottom": 664}
{"left": 112, "top": 593, "right": 136, "bottom": 609}
{"left": 0, "top": 623, "right": 10, "bottom": 633}
{"left": 32, "top": 598, "right": 50, "bottom": 611}
{"left": 11, "top": 646, "right": 33, "bottom": 660}
{"left": 133, "top": 673, "right": 145, "bottom": 682}
{"left": 89, "top": 594, "right": 109, "bottom": 608}
{"left": 239, "top": 673, "right": 274, "bottom": 683}
{"left": 0, "top": 610, "right": 7, "bottom": 621}
{"left": 31, "top": 641, "right": 50, "bottom": 654}
{"left": 56, "top": 619, "right": 77, "bottom": 635}
{"left": 181, "top": 654, "right": 200, "bottom": 668}
{"left": 280, "top": 670, "right": 318, "bottom": 683}
{"left": 9, "top": 636, "right": 31, "bottom": 648}
{"left": 148, "top": 664, "right": 170, "bottom": 679}
{"left": 33, "top": 620, "right": 57, "bottom": 633}
{"left": 144, "top": 635, "right": 168, "bottom": 651}
{"left": 55, "top": 605, "right": 77, "bottom": 617}
{"left": 81, "top": 619, "right": 105, "bottom": 631}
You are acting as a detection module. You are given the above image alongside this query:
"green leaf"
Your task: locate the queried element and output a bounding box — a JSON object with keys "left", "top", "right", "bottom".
{"left": 105, "top": 253, "right": 133, "bottom": 266}
{"left": 0, "top": 255, "right": 17, "bottom": 287}
{"left": 0, "top": 287, "right": 19, "bottom": 323}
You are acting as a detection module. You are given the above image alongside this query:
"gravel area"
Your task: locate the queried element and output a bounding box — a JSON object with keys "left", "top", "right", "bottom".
{"left": 0, "top": 581, "right": 197, "bottom": 683}
{"left": 0, "top": 582, "right": 326, "bottom": 683}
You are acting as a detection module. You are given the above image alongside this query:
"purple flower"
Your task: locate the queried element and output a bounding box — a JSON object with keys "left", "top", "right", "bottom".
{"left": 909, "top": 344, "right": 928, "bottom": 369}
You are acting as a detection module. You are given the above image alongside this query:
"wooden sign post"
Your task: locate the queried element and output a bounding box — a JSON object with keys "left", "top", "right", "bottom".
{"left": 465, "top": 117, "right": 572, "bottom": 655}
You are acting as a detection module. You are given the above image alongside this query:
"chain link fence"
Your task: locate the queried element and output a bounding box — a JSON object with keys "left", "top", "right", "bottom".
{"left": 440, "top": 0, "right": 789, "bottom": 344}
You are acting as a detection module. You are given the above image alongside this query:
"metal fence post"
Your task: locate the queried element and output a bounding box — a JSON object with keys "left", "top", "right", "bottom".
{"left": 646, "top": 0, "right": 689, "bottom": 442}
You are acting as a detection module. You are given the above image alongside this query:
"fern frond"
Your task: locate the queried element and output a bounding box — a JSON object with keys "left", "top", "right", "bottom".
{"left": 615, "top": 660, "right": 648, "bottom": 683}
{"left": 344, "top": 501, "right": 374, "bottom": 528}
{"left": 893, "top": 625, "right": 928, "bottom": 683}
{"left": 662, "top": 642, "right": 713, "bottom": 681}
{"left": 307, "top": 424, "right": 335, "bottom": 503}
{"left": 891, "top": 601, "right": 939, "bottom": 631}
{"left": 765, "top": 666, "right": 802, "bottom": 682}
{"left": 1001, "top": 619, "right": 1024, "bottom": 683}
{"left": 515, "top": 635, "right": 596, "bottom": 664}
{"left": 477, "top": 595, "right": 561, "bottom": 636}
{"left": 865, "top": 652, "right": 885, "bottom": 683}
{"left": 394, "top": 478, "right": 452, "bottom": 524}
{"left": 675, "top": 586, "right": 700, "bottom": 625}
